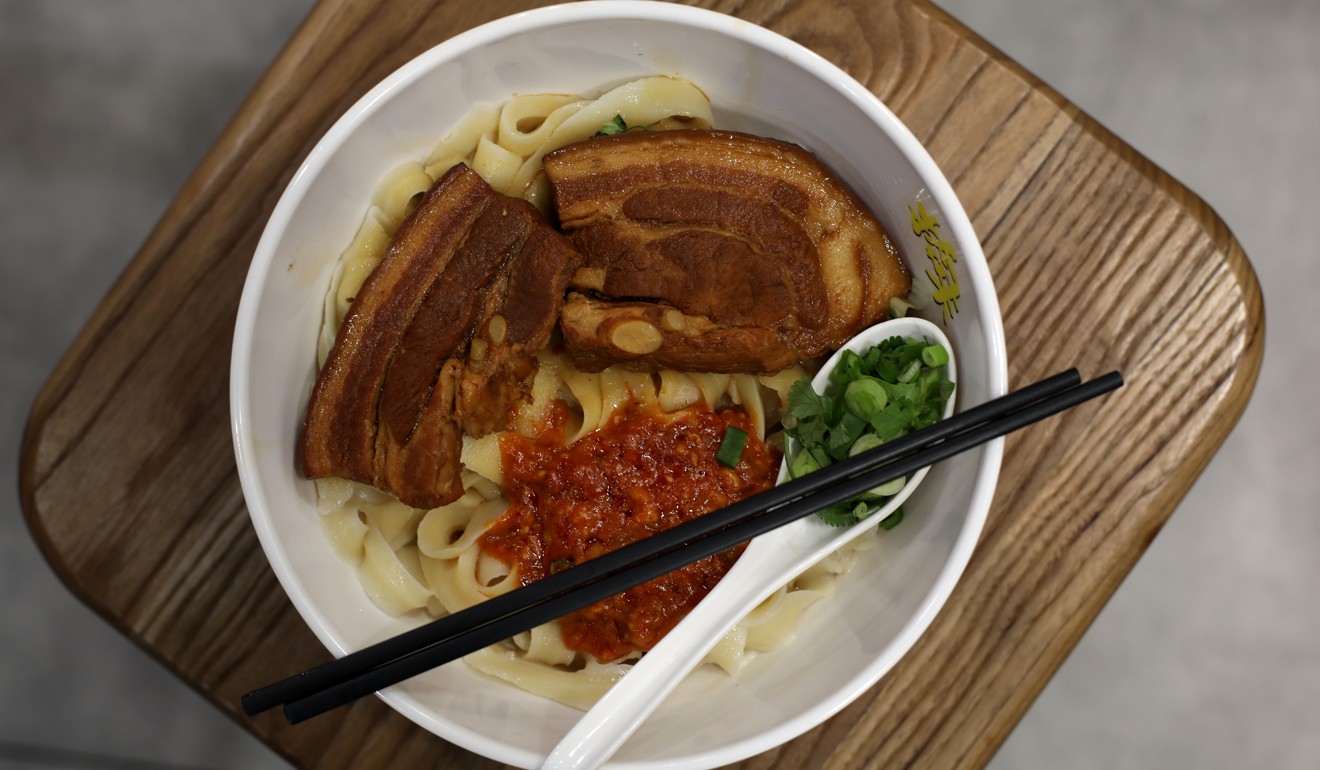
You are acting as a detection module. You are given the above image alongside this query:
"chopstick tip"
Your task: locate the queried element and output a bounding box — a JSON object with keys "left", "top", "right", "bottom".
{"left": 241, "top": 690, "right": 271, "bottom": 717}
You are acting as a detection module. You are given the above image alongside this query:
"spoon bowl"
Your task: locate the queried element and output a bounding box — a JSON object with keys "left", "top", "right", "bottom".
{"left": 541, "top": 315, "right": 956, "bottom": 770}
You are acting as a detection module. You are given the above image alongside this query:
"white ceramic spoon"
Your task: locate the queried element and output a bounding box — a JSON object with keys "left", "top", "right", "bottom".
{"left": 540, "top": 316, "right": 956, "bottom": 770}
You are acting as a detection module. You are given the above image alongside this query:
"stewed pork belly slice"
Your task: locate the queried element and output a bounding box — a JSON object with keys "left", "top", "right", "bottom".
{"left": 543, "top": 129, "right": 910, "bottom": 373}
{"left": 302, "top": 163, "right": 579, "bottom": 509}
{"left": 301, "top": 163, "right": 492, "bottom": 487}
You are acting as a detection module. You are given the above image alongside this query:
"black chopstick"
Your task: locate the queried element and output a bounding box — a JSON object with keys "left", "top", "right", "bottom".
{"left": 242, "top": 368, "right": 1080, "bottom": 717}
{"left": 245, "top": 368, "right": 1121, "bottom": 723}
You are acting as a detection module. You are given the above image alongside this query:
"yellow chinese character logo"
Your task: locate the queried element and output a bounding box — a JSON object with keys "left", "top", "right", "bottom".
{"left": 909, "top": 202, "right": 960, "bottom": 323}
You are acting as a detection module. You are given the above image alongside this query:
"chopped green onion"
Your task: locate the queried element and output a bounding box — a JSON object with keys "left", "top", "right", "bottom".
{"left": 888, "top": 296, "right": 915, "bottom": 318}
{"left": 782, "top": 331, "right": 953, "bottom": 529}
{"left": 921, "top": 344, "right": 950, "bottom": 367}
{"left": 878, "top": 507, "right": 905, "bottom": 530}
{"left": 848, "top": 432, "right": 885, "bottom": 457}
{"left": 789, "top": 448, "right": 821, "bottom": 478}
{"left": 717, "top": 425, "right": 749, "bottom": 468}
{"left": 870, "top": 476, "right": 906, "bottom": 497}
{"left": 844, "top": 377, "right": 888, "bottom": 421}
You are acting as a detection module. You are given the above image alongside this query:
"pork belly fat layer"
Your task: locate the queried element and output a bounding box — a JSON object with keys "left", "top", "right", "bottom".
{"left": 559, "top": 293, "right": 798, "bottom": 375}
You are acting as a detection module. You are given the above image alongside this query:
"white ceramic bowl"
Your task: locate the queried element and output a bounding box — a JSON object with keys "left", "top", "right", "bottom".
{"left": 230, "top": 2, "right": 1007, "bottom": 767}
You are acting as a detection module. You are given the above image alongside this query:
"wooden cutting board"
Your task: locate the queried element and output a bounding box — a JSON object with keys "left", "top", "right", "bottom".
{"left": 19, "top": 0, "right": 1263, "bottom": 767}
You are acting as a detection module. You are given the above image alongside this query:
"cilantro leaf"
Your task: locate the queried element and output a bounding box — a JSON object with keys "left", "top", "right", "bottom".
{"left": 869, "top": 402, "right": 916, "bottom": 441}
{"left": 786, "top": 377, "right": 829, "bottom": 448}
{"left": 825, "top": 412, "right": 867, "bottom": 460}
{"left": 594, "top": 114, "right": 628, "bottom": 136}
{"left": 816, "top": 503, "right": 857, "bottom": 528}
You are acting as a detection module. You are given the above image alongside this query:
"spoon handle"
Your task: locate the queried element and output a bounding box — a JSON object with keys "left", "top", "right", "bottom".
{"left": 539, "top": 543, "right": 791, "bottom": 770}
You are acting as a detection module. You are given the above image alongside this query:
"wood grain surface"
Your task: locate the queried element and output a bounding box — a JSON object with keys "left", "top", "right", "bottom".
{"left": 19, "top": 0, "right": 1263, "bottom": 768}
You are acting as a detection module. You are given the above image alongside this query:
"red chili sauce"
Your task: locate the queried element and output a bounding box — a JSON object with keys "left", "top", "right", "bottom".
{"left": 480, "top": 400, "right": 778, "bottom": 662}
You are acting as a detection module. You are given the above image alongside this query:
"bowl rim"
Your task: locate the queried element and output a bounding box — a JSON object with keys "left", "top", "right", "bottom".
{"left": 230, "top": 1, "right": 1008, "bottom": 767}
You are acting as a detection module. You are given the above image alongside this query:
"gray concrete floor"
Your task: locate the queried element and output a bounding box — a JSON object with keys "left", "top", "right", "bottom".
{"left": 2, "top": 1, "right": 1315, "bottom": 768}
